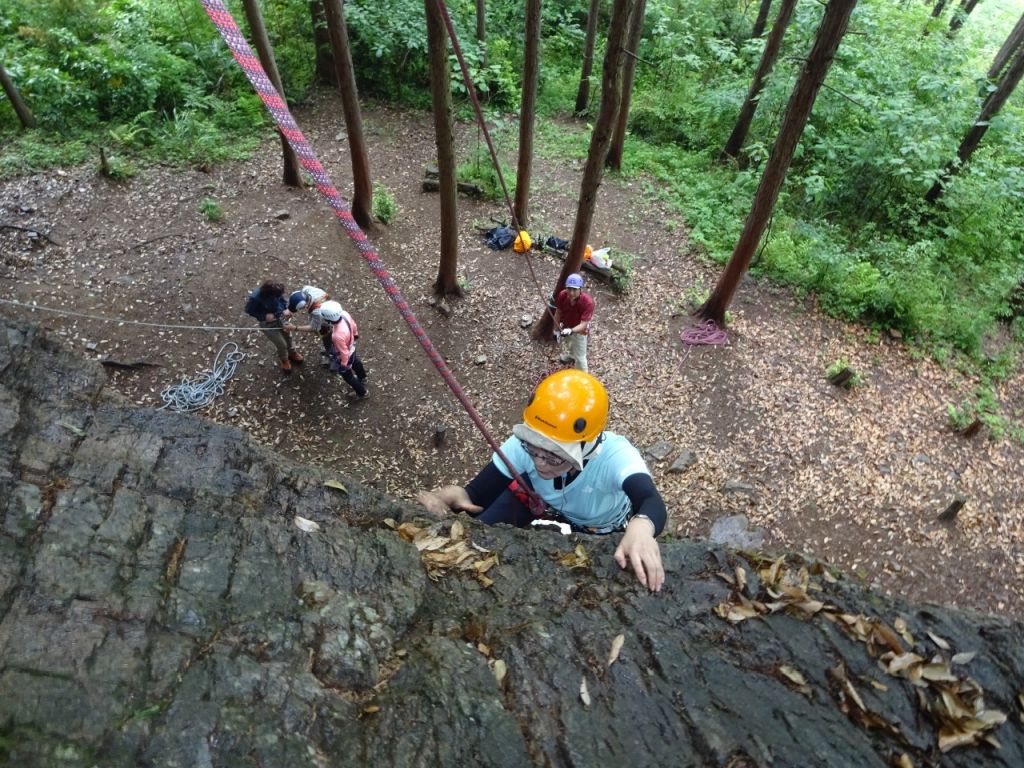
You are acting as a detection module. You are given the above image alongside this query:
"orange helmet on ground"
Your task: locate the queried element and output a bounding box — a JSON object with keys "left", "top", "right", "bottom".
{"left": 523, "top": 370, "right": 608, "bottom": 442}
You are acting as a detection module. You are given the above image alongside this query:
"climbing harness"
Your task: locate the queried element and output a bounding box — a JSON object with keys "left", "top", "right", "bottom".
{"left": 199, "top": 0, "right": 543, "bottom": 510}
{"left": 159, "top": 342, "right": 246, "bottom": 412}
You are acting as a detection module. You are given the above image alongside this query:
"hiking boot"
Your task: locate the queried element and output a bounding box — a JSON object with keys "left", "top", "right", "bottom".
{"left": 558, "top": 353, "right": 574, "bottom": 364}
{"left": 280, "top": 359, "right": 292, "bottom": 374}
{"left": 289, "top": 350, "right": 304, "bottom": 364}
{"left": 354, "top": 388, "right": 370, "bottom": 400}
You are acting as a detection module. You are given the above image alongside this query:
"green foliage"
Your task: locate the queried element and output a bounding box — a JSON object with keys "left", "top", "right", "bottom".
{"left": 609, "top": 250, "right": 634, "bottom": 294}
{"left": 825, "top": 358, "right": 862, "bottom": 389}
{"left": 199, "top": 198, "right": 224, "bottom": 223}
{"left": 372, "top": 183, "right": 397, "bottom": 224}
{"left": 457, "top": 146, "right": 514, "bottom": 202}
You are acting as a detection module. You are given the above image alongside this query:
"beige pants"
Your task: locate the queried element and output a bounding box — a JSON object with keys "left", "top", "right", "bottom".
{"left": 565, "top": 332, "right": 588, "bottom": 373}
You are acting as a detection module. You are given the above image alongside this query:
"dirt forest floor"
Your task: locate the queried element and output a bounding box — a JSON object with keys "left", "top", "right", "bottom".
{"left": 2, "top": 90, "right": 1023, "bottom": 616}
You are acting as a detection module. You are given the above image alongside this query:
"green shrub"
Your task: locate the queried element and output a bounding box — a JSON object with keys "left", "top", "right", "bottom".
{"left": 372, "top": 184, "right": 397, "bottom": 224}
{"left": 199, "top": 198, "right": 224, "bottom": 223}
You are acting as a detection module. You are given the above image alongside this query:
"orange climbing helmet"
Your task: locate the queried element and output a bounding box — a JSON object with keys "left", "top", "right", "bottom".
{"left": 523, "top": 369, "right": 608, "bottom": 442}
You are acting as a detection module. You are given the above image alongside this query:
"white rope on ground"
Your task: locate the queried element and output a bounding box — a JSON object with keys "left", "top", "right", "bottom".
{"left": 0, "top": 298, "right": 254, "bottom": 412}
{"left": 159, "top": 342, "right": 247, "bottom": 412}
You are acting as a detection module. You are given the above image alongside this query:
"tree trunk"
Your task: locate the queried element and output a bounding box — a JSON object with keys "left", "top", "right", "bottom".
{"left": 241, "top": 0, "right": 302, "bottom": 187}
{"left": 720, "top": 0, "right": 798, "bottom": 162}
{"left": 606, "top": 0, "right": 647, "bottom": 171}
{"left": 476, "top": 0, "right": 486, "bottom": 48}
{"left": 948, "top": 0, "right": 980, "bottom": 33}
{"left": 425, "top": 0, "right": 462, "bottom": 298}
{"left": 323, "top": 0, "right": 374, "bottom": 229}
{"left": 310, "top": 1, "right": 337, "bottom": 86}
{"left": 514, "top": 0, "right": 542, "bottom": 226}
{"left": 699, "top": 0, "right": 857, "bottom": 326}
{"left": 751, "top": 0, "right": 773, "bottom": 38}
{"left": 0, "top": 60, "right": 36, "bottom": 129}
{"left": 574, "top": 0, "right": 602, "bottom": 115}
{"left": 930, "top": 0, "right": 947, "bottom": 18}
{"left": 535, "top": 0, "right": 635, "bottom": 341}
{"left": 926, "top": 42, "right": 1024, "bottom": 203}
{"left": 989, "top": 12, "right": 1024, "bottom": 80}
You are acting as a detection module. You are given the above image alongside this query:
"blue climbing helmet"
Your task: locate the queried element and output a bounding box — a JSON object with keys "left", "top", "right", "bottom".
{"left": 565, "top": 273, "right": 584, "bottom": 290}
{"left": 288, "top": 290, "right": 307, "bottom": 313}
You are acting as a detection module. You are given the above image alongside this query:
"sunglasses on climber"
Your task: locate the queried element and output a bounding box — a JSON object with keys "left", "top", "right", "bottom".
{"left": 519, "top": 440, "right": 571, "bottom": 467}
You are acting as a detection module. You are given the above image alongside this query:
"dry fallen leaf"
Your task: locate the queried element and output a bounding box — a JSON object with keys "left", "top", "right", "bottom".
{"left": 579, "top": 676, "right": 591, "bottom": 707}
{"left": 778, "top": 664, "right": 807, "bottom": 687}
{"left": 490, "top": 658, "right": 507, "bottom": 686}
{"left": 608, "top": 634, "right": 625, "bottom": 667}
{"left": 323, "top": 479, "right": 348, "bottom": 492}
{"left": 293, "top": 515, "right": 320, "bottom": 533}
{"left": 927, "top": 630, "right": 951, "bottom": 651}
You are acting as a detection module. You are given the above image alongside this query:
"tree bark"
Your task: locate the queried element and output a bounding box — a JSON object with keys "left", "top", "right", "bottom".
{"left": 0, "top": 60, "right": 36, "bottom": 129}
{"left": 535, "top": 0, "right": 635, "bottom": 341}
{"left": 989, "top": 12, "right": 1024, "bottom": 80}
{"left": 699, "top": 0, "right": 857, "bottom": 326}
{"left": 948, "top": 0, "right": 980, "bottom": 33}
{"left": 323, "top": 0, "right": 374, "bottom": 229}
{"left": 425, "top": 0, "right": 462, "bottom": 298}
{"left": 930, "top": 0, "right": 947, "bottom": 18}
{"left": 310, "top": 1, "right": 337, "bottom": 86}
{"left": 926, "top": 42, "right": 1024, "bottom": 203}
{"left": 574, "top": 0, "right": 603, "bottom": 115}
{"left": 751, "top": 0, "right": 773, "bottom": 38}
{"left": 476, "top": 0, "right": 486, "bottom": 49}
{"left": 720, "top": 0, "right": 798, "bottom": 162}
{"left": 606, "top": 0, "right": 647, "bottom": 171}
{"left": 241, "top": 0, "right": 302, "bottom": 187}
{"left": 514, "top": 0, "right": 542, "bottom": 226}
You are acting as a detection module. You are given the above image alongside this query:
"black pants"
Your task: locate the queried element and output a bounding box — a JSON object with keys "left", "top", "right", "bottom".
{"left": 338, "top": 351, "right": 367, "bottom": 397}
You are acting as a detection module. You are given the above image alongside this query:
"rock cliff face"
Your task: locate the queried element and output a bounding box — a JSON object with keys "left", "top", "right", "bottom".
{"left": 1, "top": 318, "right": 1022, "bottom": 768}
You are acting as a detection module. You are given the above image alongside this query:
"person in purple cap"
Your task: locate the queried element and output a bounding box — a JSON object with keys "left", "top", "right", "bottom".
{"left": 553, "top": 273, "right": 594, "bottom": 372}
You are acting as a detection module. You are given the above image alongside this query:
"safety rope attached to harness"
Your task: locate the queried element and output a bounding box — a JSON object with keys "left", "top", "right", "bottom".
{"left": 199, "top": 0, "right": 541, "bottom": 509}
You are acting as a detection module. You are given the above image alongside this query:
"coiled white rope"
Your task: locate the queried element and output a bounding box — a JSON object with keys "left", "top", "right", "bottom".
{"left": 159, "top": 342, "right": 247, "bottom": 412}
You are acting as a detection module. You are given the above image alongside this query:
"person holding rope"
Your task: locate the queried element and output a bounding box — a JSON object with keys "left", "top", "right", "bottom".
{"left": 287, "top": 285, "right": 333, "bottom": 365}
{"left": 315, "top": 300, "right": 370, "bottom": 400}
{"left": 553, "top": 273, "right": 594, "bottom": 372}
{"left": 416, "top": 370, "right": 666, "bottom": 591}
{"left": 244, "top": 281, "right": 303, "bottom": 375}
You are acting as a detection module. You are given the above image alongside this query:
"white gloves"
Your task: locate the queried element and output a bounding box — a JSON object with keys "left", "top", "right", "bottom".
{"left": 561, "top": 328, "right": 573, "bottom": 336}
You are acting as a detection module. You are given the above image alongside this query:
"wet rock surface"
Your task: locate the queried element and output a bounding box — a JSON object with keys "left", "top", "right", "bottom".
{"left": 1, "top": 318, "right": 1023, "bottom": 768}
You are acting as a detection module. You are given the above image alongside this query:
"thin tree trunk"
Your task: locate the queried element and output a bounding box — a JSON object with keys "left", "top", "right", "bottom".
{"left": 606, "top": 0, "right": 646, "bottom": 171}
{"left": 425, "top": 0, "right": 462, "bottom": 297}
{"left": 948, "top": 0, "right": 980, "bottom": 33}
{"left": 751, "top": 0, "right": 773, "bottom": 38}
{"left": 241, "top": 0, "right": 302, "bottom": 187}
{"left": 575, "top": 0, "right": 602, "bottom": 115}
{"left": 927, "top": 43, "right": 1024, "bottom": 203}
{"left": 310, "top": 1, "right": 336, "bottom": 86}
{"left": 0, "top": 61, "right": 36, "bottom": 129}
{"left": 699, "top": 0, "right": 857, "bottom": 326}
{"left": 930, "top": 0, "right": 947, "bottom": 18}
{"left": 720, "top": 0, "right": 798, "bottom": 162}
{"left": 515, "top": 0, "right": 542, "bottom": 226}
{"left": 476, "top": 0, "right": 486, "bottom": 47}
{"left": 989, "top": 12, "right": 1024, "bottom": 80}
{"left": 535, "top": 0, "right": 635, "bottom": 341}
{"left": 323, "top": 0, "right": 374, "bottom": 229}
